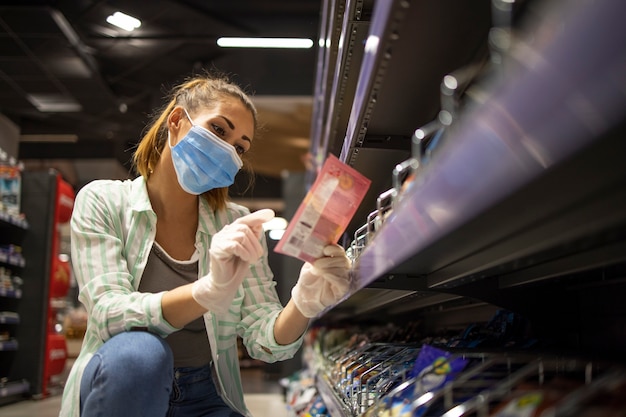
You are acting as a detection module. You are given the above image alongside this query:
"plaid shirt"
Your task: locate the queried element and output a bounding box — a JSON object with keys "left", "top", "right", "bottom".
{"left": 59, "top": 176, "right": 302, "bottom": 417}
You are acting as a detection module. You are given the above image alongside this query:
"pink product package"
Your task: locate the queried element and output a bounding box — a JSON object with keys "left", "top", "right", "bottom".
{"left": 275, "top": 154, "right": 371, "bottom": 263}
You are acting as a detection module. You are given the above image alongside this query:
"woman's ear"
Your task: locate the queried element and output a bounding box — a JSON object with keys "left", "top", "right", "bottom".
{"left": 167, "top": 106, "right": 186, "bottom": 131}
{"left": 166, "top": 106, "right": 186, "bottom": 145}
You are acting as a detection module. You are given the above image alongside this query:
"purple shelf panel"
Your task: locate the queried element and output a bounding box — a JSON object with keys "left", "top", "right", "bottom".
{"left": 351, "top": 0, "right": 626, "bottom": 290}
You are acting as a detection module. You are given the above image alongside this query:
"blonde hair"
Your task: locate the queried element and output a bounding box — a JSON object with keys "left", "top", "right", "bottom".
{"left": 132, "top": 73, "right": 258, "bottom": 212}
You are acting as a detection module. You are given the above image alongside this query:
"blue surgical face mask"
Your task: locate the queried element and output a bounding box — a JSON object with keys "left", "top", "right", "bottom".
{"left": 169, "top": 108, "right": 243, "bottom": 195}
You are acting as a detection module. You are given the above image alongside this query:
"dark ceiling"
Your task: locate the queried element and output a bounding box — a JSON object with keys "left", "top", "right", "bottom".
{"left": 0, "top": 0, "right": 320, "bottom": 188}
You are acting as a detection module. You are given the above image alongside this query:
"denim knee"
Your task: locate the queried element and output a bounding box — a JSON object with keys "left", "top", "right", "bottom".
{"left": 80, "top": 331, "right": 175, "bottom": 417}
{"left": 113, "top": 331, "right": 173, "bottom": 382}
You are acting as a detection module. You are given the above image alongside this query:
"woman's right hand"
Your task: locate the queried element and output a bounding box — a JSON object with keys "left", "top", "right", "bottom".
{"left": 191, "top": 209, "right": 275, "bottom": 313}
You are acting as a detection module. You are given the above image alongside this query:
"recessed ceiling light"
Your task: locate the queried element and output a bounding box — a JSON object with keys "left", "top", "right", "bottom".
{"left": 217, "top": 37, "right": 313, "bottom": 49}
{"left": 106, "top": 11, "right": 141, "bottom": 32}
{"left": 26, "top": 94, "right": 82, "bottom": 113}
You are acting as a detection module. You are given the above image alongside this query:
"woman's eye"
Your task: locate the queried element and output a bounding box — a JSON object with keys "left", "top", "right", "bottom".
{"left": 235, "top": 144, "right": 246, "bottom": 155}
{"left": 211, "top": 124, "right": 226, "bottom": 136}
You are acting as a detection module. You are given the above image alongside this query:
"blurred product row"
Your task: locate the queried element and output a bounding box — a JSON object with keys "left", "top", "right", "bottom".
{"left": 284, "top": 313, "right": 626, "bottom": 417}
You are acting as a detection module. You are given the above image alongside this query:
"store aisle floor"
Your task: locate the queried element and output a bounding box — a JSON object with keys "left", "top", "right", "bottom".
{"left": 0, "top": 368, "right": 289, "bottom": 417}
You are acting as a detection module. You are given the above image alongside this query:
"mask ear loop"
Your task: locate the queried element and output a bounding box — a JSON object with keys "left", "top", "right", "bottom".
{"left": 182, "top": 108, "right": 194, "bottom": 125}
{"left": 168, "top": 107, "right": 193, "bottom": 150}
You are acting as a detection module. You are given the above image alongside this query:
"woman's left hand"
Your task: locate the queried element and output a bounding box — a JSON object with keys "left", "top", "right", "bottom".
{"left": 291, "top": 244, "right": 352, "bottom": 318}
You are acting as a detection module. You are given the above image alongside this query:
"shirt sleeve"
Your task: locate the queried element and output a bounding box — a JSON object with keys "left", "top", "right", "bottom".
{"left": 71, "top": 182, "right": 179, "bottom": 342}
{"left": 236, "top": 233, "right": 304, "bottom": 362}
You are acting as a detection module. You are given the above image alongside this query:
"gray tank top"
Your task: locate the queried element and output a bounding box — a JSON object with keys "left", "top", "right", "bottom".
{"left": 138, "top": 242, "right": 211, "bottom": 368}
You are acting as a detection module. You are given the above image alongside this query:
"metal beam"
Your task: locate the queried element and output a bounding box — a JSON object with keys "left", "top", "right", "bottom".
{"left": 19, "top": 140, "right": 117, "bottom": 159}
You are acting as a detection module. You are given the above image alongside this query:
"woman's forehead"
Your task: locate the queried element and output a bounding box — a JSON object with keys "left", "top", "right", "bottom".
{"left": 196, "top": 98, "right": 251, "bottom": 119}
{"left": 194, "top": 99, "right": 255, "bottom": 136}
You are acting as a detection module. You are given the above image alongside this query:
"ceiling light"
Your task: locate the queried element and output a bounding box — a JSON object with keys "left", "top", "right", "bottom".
{"left": 217, "top": 37, "right": 313, "bottom": 49}
{"left": 20, "top": 134, "right": 78, "bottom": 143}
{"left": 26, "top": 94, "right": 82, "bottom": 112}
{"left": 106, "top": 11, "right": 141, "bottom": 32}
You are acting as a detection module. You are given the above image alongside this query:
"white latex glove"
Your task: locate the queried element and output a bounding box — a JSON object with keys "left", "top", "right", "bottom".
{"left": 192, "top": 209, "right": 275, "bottom": 314}
{"left": 292, "top": 244, "right": 352, "bottom": 318}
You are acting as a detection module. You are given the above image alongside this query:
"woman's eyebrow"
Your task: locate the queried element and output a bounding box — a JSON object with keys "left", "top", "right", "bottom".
{"left": 219, "top": 115, "right": 251, "bottom": 143}
{"left": 219, "top": 115, "right": 235, "bottom": 129}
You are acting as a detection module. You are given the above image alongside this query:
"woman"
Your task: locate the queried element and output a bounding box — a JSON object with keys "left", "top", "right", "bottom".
{"left": 59, "top": 74, "right": 351, "bottom": 417}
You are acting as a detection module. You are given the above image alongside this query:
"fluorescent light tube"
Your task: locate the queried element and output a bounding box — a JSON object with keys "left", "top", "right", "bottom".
{"left": 217, "top": 37, "right": 313, "bottom": 49}
{"left": 20, "top": 134, "right": 78, "bottom": 143}
{"left": 106, "top": 11, "right": 141, "bottom": 32}
{"left": 26, "top": 94, "right": 82, "bottom": 112}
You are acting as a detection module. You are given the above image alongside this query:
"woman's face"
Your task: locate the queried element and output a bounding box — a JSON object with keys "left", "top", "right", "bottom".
{"left": 184, "top": 98, "right": 255, "bottom": 157}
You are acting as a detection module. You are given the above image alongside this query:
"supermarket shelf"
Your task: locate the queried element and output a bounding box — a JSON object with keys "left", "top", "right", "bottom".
{"left": 339, "top": 0, "right": 492, "bottom": 238}
{"left": 354, "top": 125, "right": 626, "bottom": 291}
{"left": 0, "top": 380, "right": 30, "bottom": 405}
{"left": 0, "top": 212, "right": 28, "bottom": 231}
{"left": 311, "top": 340, "right": 626, "bottom": 417}
{"left": 0, "top": 312, "right": 19, "bottom": 324}
{"left": 306, "top": 0, "right": 626, "bottom": 414}
{"left": 348, "top": 288, "right": 416, "bottom": 316}
{"left": 0, "top": 379, "right": 30, "bottom": 400}
{"left": 308, "top": 0, "right": 626, "bottom": 360}
{"left": 0, "top": 288, "right": 21, "bottom": 299}
{"left": 316, "top": 374, "right": 352, "bottom": 417}
{"left": 0, "top": 255, "right": 25, "bottom": 268}
{"left": 318, "top": 0, "right": 373, "bottom": 160}
{"left": 346, "top": 0, "right": 626, "bottom": 295}
{"left": 0, "top": 339, "right": 18, "bottom": 351}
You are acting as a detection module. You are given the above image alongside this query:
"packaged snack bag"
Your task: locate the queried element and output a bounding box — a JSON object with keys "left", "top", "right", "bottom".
{"left": 275, "top": 154, "right": 371, "bottom": 263}
{"left": 401, "top": 345, "right": 469, "bottom": 417}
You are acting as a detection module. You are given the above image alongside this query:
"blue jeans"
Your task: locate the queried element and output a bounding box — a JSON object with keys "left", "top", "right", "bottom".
{"left": 79, "top": 331, "right": 244, "bottom": 417}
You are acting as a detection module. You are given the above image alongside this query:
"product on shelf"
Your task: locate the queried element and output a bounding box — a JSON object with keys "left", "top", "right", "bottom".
{"left": 447, "top": 310, "right": 536, "bottom": 350}
{"left": 282, "top": 368, "right": 321, "bottom": 416}
{"left": 570, "top": 378, "right": 626, "bottom": 417}
{"left": 302, "top": 395, "right": 330, "bottom": 417}
{"left": 353, "top": 346, "right": 421, "bottom": 414}
{"left": 490, "top": 377, "right": 582, "bottom": 417}
{"left": 0, "top": 165, "right": 21, "bottom": 216}
{"left": 0, "top": 267, "right": 21, "bottom": 294}
{"left": 0, "top": 244, "right": 24, "bottom": 267}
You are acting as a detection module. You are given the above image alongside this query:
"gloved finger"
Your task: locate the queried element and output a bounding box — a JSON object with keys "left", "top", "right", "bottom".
{"left": 319, "top": 285, "right": 335, "bottom": 309}
{"left": 324, "top": 271, "right": 351, "bottom": 293}
{"left": 233, "top": 226, "right": 264, "bottom": 262}
{"left": 298, "top": 263, "right": 323, "bottom": 285}
{"left": 320, "top": 273, "right": 351, "bottom": 305}
{"left": 212, "top": 223, "right": 264, "bottom": 261}
{"left": 230, "top": 241, "right": 256, "bottom": 263}
{"left": 313, "top": 255, "right": 350, "bottom": 271}
{"left": 322, "top": 244, "right": 346, "bottom": 257}
{"left": 319, "top": 273, "right": 350, "bottom": 307}
{"left": 235, "top": 209, "right": 275, "bottom": 229}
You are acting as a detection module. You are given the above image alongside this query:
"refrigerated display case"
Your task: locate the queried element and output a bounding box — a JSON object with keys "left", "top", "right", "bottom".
{"left": 7, "top": 170, "right": 75, "bottom": 400}
{"left": 0, "top": 160, "right": 29, "bottom": 405}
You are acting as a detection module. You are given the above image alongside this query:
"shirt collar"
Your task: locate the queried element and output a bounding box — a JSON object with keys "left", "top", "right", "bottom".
{"left": 130, "top": 176, "right": 154, "bottom": 213}
{"left": 130, "top": 175, "right": 220, "bottom": 236}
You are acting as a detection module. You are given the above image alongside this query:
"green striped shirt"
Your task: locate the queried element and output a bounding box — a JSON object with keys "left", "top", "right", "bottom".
{"left": 59, "top": 176, "right": 303, "bottom": 417}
